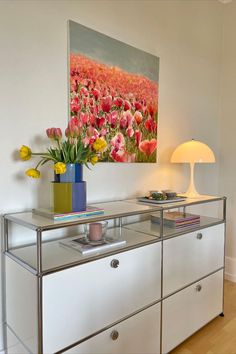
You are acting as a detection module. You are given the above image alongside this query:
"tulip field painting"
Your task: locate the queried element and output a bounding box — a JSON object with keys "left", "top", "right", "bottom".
{"left": 69, "top": 20, "right": 159, "bottom": 162}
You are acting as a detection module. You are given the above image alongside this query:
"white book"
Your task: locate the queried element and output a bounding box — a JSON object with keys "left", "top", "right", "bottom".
{"left": 60, "top": 237, "right": 126, "bottom": 255}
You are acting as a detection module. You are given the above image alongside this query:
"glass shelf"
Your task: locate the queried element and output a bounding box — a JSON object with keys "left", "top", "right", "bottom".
{"left": 3, "top": 195, "right": 226, "bottom": 275}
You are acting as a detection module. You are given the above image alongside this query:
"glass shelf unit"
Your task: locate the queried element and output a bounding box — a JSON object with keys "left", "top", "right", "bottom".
{"left": 3, "top": 195, "right": 226, "bottom": 276}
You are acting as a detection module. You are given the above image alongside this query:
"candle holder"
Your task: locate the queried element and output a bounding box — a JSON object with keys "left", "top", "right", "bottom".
{"left": 84, "top": 221, "right": 108, "bottom": 243}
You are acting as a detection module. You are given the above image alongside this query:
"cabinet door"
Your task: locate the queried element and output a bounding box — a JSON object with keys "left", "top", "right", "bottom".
{"left": 64, "top": 303, "right": 161, "bottom": 354}
{"left": 162, "top": 270, "right": 223, "bottom": 353}
{"left": 163, "top": 223, "right": 224, "bottom": 296}
{"left": 43, "top": 243, "right": 161, "bottom": 353}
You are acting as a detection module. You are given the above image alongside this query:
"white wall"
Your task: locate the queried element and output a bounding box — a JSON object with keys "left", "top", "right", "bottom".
{"left": 220, "top": 0, "right": 236, "bottom": 282}
{"left": 0, "top": 0, "right": 223, "bottom": 351}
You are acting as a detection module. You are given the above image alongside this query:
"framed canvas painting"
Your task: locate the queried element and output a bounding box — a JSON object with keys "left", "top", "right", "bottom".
{"left": 69, "top": 20, "right": 159, "bottom": 162}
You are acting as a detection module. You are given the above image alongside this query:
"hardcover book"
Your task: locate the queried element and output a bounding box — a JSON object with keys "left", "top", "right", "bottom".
{"left": 32, "top": 206, "right": 104, "bottom": 221}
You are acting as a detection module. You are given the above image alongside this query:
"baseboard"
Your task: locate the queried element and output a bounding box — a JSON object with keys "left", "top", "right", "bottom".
{"left": 225, "top": 256, "right": 236, "bottom": 282}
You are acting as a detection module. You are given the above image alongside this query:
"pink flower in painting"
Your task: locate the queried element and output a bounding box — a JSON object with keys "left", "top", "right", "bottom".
{"left": 107, "top": 111, "right": 118, "bottom": 128}
{"left": 89, "top": 98, "right": 95, "bottom": 107}
{"left": 134, "top": 111, "right": 142, "bottom": 125}
{"left": 134, "top": 101, "right": 142, "bottom": 111}
{"left": 110, "top": 147, "right": 127, "bottom": 162}
{"left": 83, "top": 126, "right": 99, "bottom": 146}
{"left": 80, "top": 87, "right": 89, "bottom": 96}
{"left": 134, "top": 130, "right": 142, "bottom": 146}
{"left": 111, "top": 133, "right": 125, "bottom": 149}
{"left": 120, "top": 111, "right": 133, "bottom": 130}
{"left": 101, "top": 95, "right": 112, "bottom": 113}
{"left": 80, "top": 112, "right": 89, "bottom": 125}
{"left": 144, "top": 116, "right": 157, "bottom": 132}
{"left": 120, "top": 115, "right": 128, "bottom": 130}
{"left": 70, "top": 117, "right": 79, "bottom": 126}
{"left": 100, "top": 128, "right": 107, "bottom": 136}
{"left": 110, "top": 147, "right": 136, "bottom": 162}
{"left": 92, "top": 88, "right": 100, "bottom": 100}
{"left": 71, "top": 103, "right": 81, "bottom": 113}
{"left": 82, "top": 97, "right": 89, "bottom": 107}
{"left": 124, "top": 100, "right": 131, "bottom": 111}
{"left": 126, "top": 126, "right": 134, "bottom": 138}
{"left": 139, "top": 139, "right": 157, "bottom": 157}
{"left": 96, "top": 117, "right": 106, "bottom": 129}
{"left": 89, "top": 114, "right": 96, "bottom": 126}
{"left": 113, "top": 97, "right": 123, "bottom": 108}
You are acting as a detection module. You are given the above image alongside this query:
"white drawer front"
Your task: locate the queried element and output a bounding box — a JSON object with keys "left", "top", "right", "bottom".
{"left": 43, "top": 243, "right": 161, "bottom": 353}
{"left": 162, "top": 270, "right": 223, "bottom": 353}
{"left": 64, "top": 303, "right": 161, "bottom": 354}
{"left": 163, "top": 223, "right": 224, "bottom": 295}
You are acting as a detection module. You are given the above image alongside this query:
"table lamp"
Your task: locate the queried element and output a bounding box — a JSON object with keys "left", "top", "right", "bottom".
{"left": 171, "top": 139, "right": 215, "bottom": 198}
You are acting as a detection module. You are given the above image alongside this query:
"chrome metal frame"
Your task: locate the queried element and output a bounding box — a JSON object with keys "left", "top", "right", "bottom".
{"left": 2, "top": 196, "right": 227, "bottom": 354}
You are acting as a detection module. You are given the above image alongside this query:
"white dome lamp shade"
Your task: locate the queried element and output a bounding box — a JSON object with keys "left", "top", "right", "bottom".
{"left": 171, "top": 139, "right": 215, "bottom": 198}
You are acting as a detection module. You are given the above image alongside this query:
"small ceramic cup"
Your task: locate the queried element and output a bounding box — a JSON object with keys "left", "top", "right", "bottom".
{"left": 84, "top": 221, "right": 108, "bottom": 242}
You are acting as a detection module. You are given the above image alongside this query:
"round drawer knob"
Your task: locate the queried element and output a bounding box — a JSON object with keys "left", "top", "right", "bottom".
{"left": 110, "top": 330, "right": 119, "bottom": 341}
{"left": 196, "top": 233, "right": 203, "bottom": 240}
{"left": 196, "top": 284, "right": 202, "bottom": 292}
{"left": 110, "top": 259, "right": 119, "bottom": 268}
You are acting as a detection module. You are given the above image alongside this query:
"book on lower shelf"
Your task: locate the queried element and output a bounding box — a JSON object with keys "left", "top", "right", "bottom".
{"left": 32, "top": 206, "right": 104, "bottom": 221}
{"left": 151, "top": 211, "right": 200, "bottom": 228}
{"left": 60, "top": 237, "right": 126, "bottom": 255}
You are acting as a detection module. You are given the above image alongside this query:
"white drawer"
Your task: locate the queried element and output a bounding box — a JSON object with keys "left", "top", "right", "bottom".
{"left": 163, "top": 223, "right": 224, "bottom": 295}
{"left": 64, "top": 303, "right": 161, "bottom": 354}
{"left": 42, "top": 243, "right": 161, "bottom": 353}
{"left": 162, "top": 270, "right": 223, "bottom": 353}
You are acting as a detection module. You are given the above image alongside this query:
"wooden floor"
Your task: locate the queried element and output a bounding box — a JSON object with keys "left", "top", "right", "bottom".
{"left": 171, "top": 280, "right": 236, "bottom": 354}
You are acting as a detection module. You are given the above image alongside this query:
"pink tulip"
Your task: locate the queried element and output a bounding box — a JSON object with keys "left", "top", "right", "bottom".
{"left": 46, "top": 128, "right": 55, "bottom": 139}
{"left": 54, "top": 128, "right": 62, "bottom": 140}
{"left": 80, "top": 87, "right": 88, "bottom": 96}
{"left": 101, "top": 95, "right": 112, "bottom": 113}
{"left": 139, "top": 139, "right": 157, "bottom": 156}
{"left": 107, "top": 111, "right": 118, "bottom": 128}
{"left": 111, "top": 133, "right": 125, "bottom": 149}
{"left": 134, "top": 101, "right": 142, "bottom": 111}
{"left": 92, "top": 88, "right": 100, "bottom": 100}
{"left": 124, "top": 100, "right": 131, "bottom": 111}
{"left": 134, "top": 130, "right": 142, "bottom": 146}
{"left": 71, "top": 103, "right": 80, "bottom": 113}
{"left": 144, "top": 116, "right": 157, "bottom": 132}
{"left": 100, "top": 128, "right": 107, "bottom": 136}
{"left": 114, "top": 97, "right": 123, "bottom": 108}
{"left": 96, "top": 117, "right": 106, "bottom": 129}
{"left": 46, "top": 127, "right": 62, "bottom": 140}
{"left": 126, "top": 126, "right": 134, "bottom": 138}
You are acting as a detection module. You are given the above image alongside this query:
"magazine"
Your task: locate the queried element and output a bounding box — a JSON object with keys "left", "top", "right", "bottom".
{"left": 60, "top": 236, "right": 126, "bottom": 255}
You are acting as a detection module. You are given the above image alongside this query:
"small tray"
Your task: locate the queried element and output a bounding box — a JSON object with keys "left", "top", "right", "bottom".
{"left": 138, "top": 196, "right": 187, "bottom": 204}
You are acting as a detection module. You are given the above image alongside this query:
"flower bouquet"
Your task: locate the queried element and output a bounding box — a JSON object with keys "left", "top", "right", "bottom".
{"left": 19, "top": 118, "right": 107, "bottom": 213}
{"left": 19, "top": 117, "right": 107, "bottom": 178}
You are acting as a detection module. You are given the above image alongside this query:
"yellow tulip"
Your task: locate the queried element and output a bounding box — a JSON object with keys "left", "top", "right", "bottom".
{"left": 19, "top": 145, "right": 32, "bottom": 161}
{"left": 90, "top": 155, "right": 98, "bottom": 165}
{"left": 54, "top": 162, "right": 66, "bottom": 174}
{"left": 93, "top": 138, "right": 107, "bottom": 153}
{"left": 25, "top": 168, "right": 40, "bottom": 178}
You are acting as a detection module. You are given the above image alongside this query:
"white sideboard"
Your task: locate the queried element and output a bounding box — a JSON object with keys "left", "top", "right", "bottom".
{"left": 3, "top": 196, "right": 226, "bottom": 353}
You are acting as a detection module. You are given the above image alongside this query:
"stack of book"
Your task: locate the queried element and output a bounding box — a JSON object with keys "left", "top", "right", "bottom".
{"left": 32, "top": 206, "right": 104, "bottom": 221}
{"left": 151, "top": 211, "right": 200, "bottom": 229}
